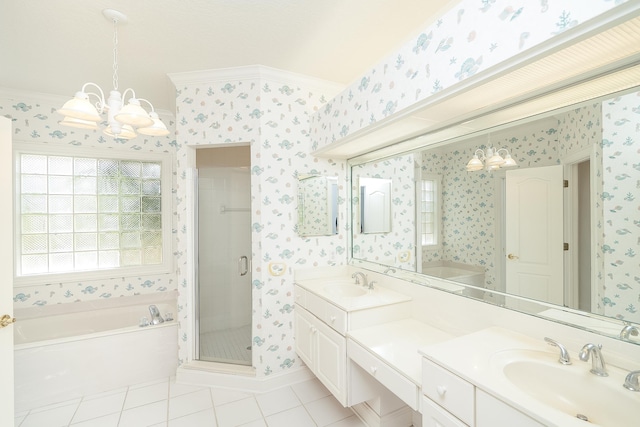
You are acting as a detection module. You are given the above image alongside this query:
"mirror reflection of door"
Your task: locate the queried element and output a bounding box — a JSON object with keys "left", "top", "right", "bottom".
{"left": 505, "top": 165, "right": 564, "bottom": 306}
{"left": 359, "top": 177, "right": 391, "bottom": 233}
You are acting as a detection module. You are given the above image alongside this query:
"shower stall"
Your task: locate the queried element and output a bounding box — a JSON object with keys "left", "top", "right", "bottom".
{"left": 195, "top": 146, "right": 252, "bottom": 366}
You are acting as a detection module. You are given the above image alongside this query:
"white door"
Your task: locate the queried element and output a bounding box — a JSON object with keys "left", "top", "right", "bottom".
{"left": 505, "top": 165, "right": 564, "bottom": 305}
{"left": 0, "top": 116, "right": 14, "bottom": 425}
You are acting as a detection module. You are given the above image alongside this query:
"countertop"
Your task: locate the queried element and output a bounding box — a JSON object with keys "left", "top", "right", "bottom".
{"left": 348, "top": 319, "right": 453, "bottom": 384}
{"left": 295, "top": 277, "right": 411, "bottom": 312}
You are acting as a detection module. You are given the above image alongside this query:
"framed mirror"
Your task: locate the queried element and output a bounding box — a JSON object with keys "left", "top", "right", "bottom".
{"left": 296, "top": 174, "right": 338, "bottom": 237}
{"left": 348, "top": 82, "right": 640, "bottom": 343}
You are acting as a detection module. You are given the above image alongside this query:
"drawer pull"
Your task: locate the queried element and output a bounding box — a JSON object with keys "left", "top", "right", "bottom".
{"left": 330, "top": 316, "right": 336, "bottom": 323}
{"left": 437, "top": 385, "right": 447, "bottom": 396}
{"left": 371, "top": 366, "right": 378, "bottom": 375}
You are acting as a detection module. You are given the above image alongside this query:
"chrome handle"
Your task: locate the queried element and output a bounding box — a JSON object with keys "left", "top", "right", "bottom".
{"left": 0, "top": 314, "right": 16, "bottom": 329}
{"left": 238, "top": 255, "right": 248, "bottom": 276}
{"left": 508, "top": 253, "right": 519, "bottom": 260}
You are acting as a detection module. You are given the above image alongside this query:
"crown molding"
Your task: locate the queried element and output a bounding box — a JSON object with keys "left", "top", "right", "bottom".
{"left": 168, "top": 65, "right": 345, "bottom": 99}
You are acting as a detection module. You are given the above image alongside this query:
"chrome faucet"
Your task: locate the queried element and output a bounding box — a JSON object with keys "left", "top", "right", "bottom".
{"left": 351, "top": 271, "right": 368, "bottom": 288}
{"left": 544, "top": 337, "right": 571, "bottom": 365}
{"left": 620, "top": 323, "right": 639, "bottom": 340}
{"left": 623, "top": 370, "right": 640, "bottom": 391}
{"left": 579, "top": 343, "right": 608, "bottom": 376}
{"left": 148, "top": 305, "right": 165, "bottom": 325}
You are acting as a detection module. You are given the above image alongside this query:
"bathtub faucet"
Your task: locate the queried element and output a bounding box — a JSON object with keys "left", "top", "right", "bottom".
{"left": 148, "top": 305, "right": 165, "bottom": 325}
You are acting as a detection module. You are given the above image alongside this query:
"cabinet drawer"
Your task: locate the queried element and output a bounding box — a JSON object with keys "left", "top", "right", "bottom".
{"left": 348, "top": 339, "right": 419, "bottom": 410}
{"left": 422, "top": 396, "right": 468, "bottom": 427}
{"left": 294, "top": 285, "right": 307, "bottom": 309}
{"left": 422, "top": 359, "right": 474, "bottom": 426}
{"left": 324, "top": 302, "right": 347, "bottom": 334}
{"left": 306, "top": 291, "right": 347, "bottom": 335}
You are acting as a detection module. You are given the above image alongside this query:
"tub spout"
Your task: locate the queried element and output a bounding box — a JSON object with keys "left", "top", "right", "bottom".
{"left": 148, "top": 305, "right": 164, "bottom": 325}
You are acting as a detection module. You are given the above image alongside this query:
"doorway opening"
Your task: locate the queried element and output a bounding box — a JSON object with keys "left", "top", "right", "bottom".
{"left": 194, "top": 145, "right": 252, "bottom": 366}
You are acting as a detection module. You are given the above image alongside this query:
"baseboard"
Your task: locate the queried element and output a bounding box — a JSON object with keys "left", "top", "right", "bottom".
{"left": 352, "top": 402, "right": 413, "bottom": 427}
{"left": 176, "top": 363, "right": 315, "bottom": 394}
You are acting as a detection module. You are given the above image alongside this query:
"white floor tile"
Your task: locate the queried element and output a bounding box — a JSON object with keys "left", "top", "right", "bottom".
{"left": 238, "top": 420, "right": 267, "bottom": 427}
{"left": 128, "top": 377, "right": 170, "bottom": 390}
{"left": 70, "top": 412, "right": 120, "bottom": 427}
{"left": 29, "top": 398, "right": 81, "bottom": 414}
{"left": 291, "top": 378, "right": 331, "bottom": 404}
{"left": 170, "top": 380, "right": 208, "bottom": 398}
{"left": 265, "top": 405, "right": 316, "bottom": 427}
{"left": 325, "top": 415, "right": 368, "bottom": 427}
{"left": 255, "top": 386, "right": 300, "bottom": 417}
{"left": 210, "top": 388, "right": 253, "bottom": 407}
{"left": 14, "top": 414, "right": 27, "bottom": 427}
{"left": 215, "top": 397, "right": 263, "bottom": 427}
{"left": 82, "top": 386, "right": 128, "bottom": 401}
{"left": 169, "top": 389, "right": 213, "bottom": 420}
{"left": 118, "top": 400, "right": 168, "bottom": 427}
{"left": 168, "top": 408, "right": 218, "bottom": 427}
{"left": 124, "top": 381, "right": 169, "bottom": 410}
{"left": 72, "top": 391, "right": 126, "bottom": 423}
{"left": 304, "top": 395, "right": 353, "bottom": 427}
{"left": 20, "top": 402, "right": 79, "bottom": 427}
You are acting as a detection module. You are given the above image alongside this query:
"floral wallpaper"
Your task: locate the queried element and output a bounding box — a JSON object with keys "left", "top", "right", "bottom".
{"left": 351, "top": 154, "right": 416, "bottom": 270}
{"left": 1, "top": 90, "right": 177, "bottom": 309}
{"left": 310, "top": 0, "right": 625, "bottom": 151}
{"left": 601, "top": 90, "right": 640, "bottom": 323}
{"left": 171, "top": 67, "right": 346, "bottom": 377}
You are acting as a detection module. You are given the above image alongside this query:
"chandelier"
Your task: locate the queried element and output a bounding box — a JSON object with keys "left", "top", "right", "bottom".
{"left": 57, "top": 9, "right": 169, "bottom": 139}
{"left": 465, "top": 136, "right": 518, "bottom": 172}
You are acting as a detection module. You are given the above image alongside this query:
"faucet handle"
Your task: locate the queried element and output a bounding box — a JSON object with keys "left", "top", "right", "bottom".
{"left": 623, "top": 370, "right": 640, "bottom": 391}
{"left": 544, "top": 337, "right": 571, "bottom": 365}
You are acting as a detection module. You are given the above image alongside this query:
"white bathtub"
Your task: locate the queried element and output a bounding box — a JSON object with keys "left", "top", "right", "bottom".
{"left": 14, "top": 293, "right": 178, "bottom": 412}
{"left": 422, "top": 262, "right": 485, "bottom": 287}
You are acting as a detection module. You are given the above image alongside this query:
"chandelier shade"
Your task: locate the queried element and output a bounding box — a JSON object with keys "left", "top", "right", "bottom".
{"left": 57, "top": 9, "right": 170, "bottom": 139}
{"left": 57, "top": 92, "right": 102, "bottom": 122}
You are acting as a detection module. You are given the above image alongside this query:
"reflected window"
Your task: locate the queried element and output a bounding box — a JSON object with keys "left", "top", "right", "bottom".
{"left": 420, "top": 176, "right": 440, "bottom": 247}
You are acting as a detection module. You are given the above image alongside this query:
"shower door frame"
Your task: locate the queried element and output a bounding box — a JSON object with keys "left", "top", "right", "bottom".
{"left": 187, "top": 143, "right": 254, "bottom": 368}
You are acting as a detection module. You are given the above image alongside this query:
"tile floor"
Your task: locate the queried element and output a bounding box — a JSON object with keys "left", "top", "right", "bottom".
{"left": 14, "top": 376, "right": 367, "bottom": 427}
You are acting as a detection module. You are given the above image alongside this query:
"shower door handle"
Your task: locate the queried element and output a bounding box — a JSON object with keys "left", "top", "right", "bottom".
{"left": 238, "top": 256, "right": 249, "bottom": 276}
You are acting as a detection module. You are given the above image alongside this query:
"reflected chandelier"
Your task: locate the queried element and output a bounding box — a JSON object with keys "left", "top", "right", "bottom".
{"left": 465, "top": 136, "right": 518, "bottom": 172}
{"left": 57, "top": 9, "right": 169, "bottom": 139}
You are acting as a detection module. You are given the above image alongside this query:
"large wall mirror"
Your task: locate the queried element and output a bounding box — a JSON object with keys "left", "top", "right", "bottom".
{"left": 349, "top": 77, "right": 640, "bottom": 344}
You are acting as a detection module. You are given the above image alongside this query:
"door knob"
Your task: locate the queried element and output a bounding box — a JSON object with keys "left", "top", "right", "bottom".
{"left": 0, "top": 314, "right": 16, "bottom": 329}
{"left": 508, "top": 253, "right": 519, "bottom": 260}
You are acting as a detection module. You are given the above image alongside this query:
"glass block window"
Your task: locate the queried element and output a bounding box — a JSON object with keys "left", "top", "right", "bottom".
{"left": 421, "top": 178, "right": 439, "bottom": 246}
{"left": 18, "top": 153, "right": 163, "bottom": 276}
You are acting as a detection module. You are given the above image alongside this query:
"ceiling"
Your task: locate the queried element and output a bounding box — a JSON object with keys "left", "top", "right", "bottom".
{"left": 0, "top": 0, "right": 454, "bottom": 113}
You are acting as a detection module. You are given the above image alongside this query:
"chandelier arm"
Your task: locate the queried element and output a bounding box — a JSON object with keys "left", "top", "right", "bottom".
{"left": 121, "top": 88, "right": 137, "bottom": 102}
{"left": 80, "top": 82, "right": 107, "bottom": 113}
{"left": 496, "top": 148, "right": 510, "bottom": 156}
{"left": 474, "top": 148, "right": 486, "bottom": 160}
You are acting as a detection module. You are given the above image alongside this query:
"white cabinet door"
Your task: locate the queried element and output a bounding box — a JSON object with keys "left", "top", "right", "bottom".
{"left": 476, "top": 389, "right": 544, "bottom": 427}
{"left": 294, "top": 305, "right": 347, "bottom": 406}
{"left": 422, "top": 396, "right": 467, "bottom": 427}
{"left": 294, "top": 306, "right": 315, "bottom": 368}
{"left": 0, "top": 116, "right": 14, "bottom": 427}
{"left": 315, "top": 317, "right": 346, "bottom": 405}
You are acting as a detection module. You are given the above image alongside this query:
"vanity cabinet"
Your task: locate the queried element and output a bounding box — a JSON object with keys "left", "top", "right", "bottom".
{"left": 294, "top": 285, "right": 350, "bottom": 405}
{"left": 422, "top": 358, "right": 543, "bottom": 427}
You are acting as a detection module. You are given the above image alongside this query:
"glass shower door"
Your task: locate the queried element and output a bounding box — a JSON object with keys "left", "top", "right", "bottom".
{"left": 196, "top": 165, "right": 251, "bottom": 365}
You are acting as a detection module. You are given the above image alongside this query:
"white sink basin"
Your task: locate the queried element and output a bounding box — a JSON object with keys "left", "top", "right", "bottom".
{"left": 323, "top": 283, "right": 367, "bottom": 298}
{"left": 491, "top": 349, "right": 640, "bottom": 426}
